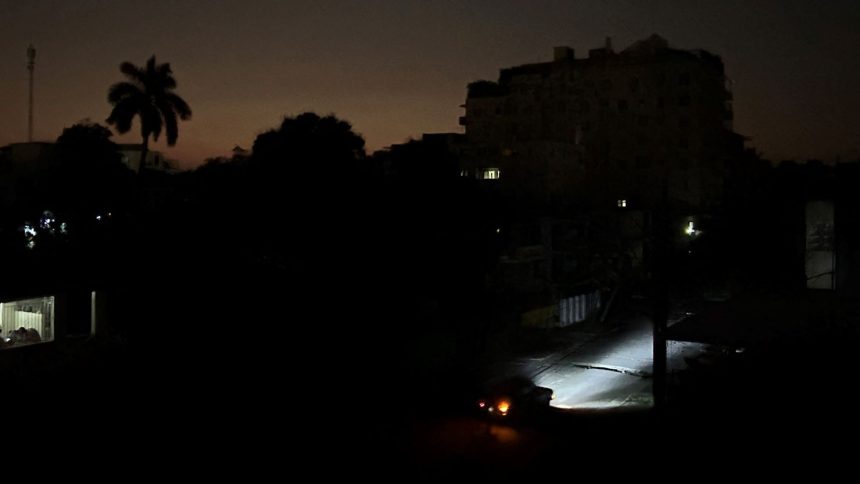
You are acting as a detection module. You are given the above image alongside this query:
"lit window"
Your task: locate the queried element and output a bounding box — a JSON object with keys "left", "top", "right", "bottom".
{"left": 0, "top": 296, "right": 55, "bottom": 348}
{"left": 617, "top": 199, "right": 627, "bottom": 208}
{"left": 460, "top": 169, "right": 470, "bottom": 177}
{"left": 482, "top": 168, "right": 501, "bottom": 180}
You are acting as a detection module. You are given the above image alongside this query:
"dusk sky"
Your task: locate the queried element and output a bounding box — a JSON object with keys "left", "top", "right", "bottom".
{"left": 1, "top": 0, "right": 858, "bottom": 169}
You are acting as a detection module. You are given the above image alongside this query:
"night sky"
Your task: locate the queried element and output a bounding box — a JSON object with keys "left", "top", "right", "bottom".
{"left": 1, "top": 0, "right": 858, "bottom": 169}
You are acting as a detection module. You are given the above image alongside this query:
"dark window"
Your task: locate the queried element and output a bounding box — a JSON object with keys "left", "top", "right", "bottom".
{"left": 679, "top": 137, "right": 689, "bottom": 149}
{"left": 679, "top": 117, "right": 691, "bottom": 128}
{"left": 638, "top": 116, "right": 649, "bottom": 127}
{"left": 679, "top": 73, "right": 690, "bottom": 86}
{"left": 635, "top": 156, "right": 650, "bottom": 169}
{"left": 679, "top": 95, "right": 691, "bottom": 107}
{"left": 630, "top": 77, "right": 640, "bottom": 93}
{"left": 599, "top": 99, "right": 609, "bottom": 109}
{"left": 657, "top": 97, "right": 665, "bottom": 109}
{"left": 617, "top": 100, "right": 628, "bottom": 112}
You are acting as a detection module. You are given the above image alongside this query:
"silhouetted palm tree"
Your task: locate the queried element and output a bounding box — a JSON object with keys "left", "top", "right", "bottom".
{"left": 106, "top": 56, "right": 191, "bottom": 172}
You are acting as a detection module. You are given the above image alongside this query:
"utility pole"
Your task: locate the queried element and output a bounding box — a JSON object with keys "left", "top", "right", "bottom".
{"left": 652, "top": 180, "right": 669, "bottom": 411}
{"left": 27, "top": 44, "right": 36, "bottom": 142}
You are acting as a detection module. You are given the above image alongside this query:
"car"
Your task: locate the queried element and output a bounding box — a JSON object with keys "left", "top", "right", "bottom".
{"left": 475, "top": 376, "right": 554, "bottom": 420}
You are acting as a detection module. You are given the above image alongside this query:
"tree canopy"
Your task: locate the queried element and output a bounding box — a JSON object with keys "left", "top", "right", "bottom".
{"left": 106, "top": 56, "right": 191, "bottom": 171}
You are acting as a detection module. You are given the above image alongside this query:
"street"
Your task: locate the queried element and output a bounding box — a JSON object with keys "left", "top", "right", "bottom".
{"left": 501, "top": 316, "right": 714, "bottom": 410}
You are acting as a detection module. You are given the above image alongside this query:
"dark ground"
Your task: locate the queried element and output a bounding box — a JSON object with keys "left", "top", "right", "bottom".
{"left": 3, "top": 283, "right": 859, "bottom": 475}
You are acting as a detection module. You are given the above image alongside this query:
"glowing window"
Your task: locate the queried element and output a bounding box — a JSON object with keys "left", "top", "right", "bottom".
{"left": 0, "top": 296, "right": 55, "bottom": 348}
{"left": 617, "top": 199, "right": 627, "bottom": 208}
{"left": 482, "top": 168, "right": 501, "bottom": 180}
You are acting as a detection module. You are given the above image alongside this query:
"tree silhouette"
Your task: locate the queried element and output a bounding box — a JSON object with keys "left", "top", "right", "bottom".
{"left": 106, "top": 56, "right": 191, "bottom": 173}
{"left": 48, "top": 122, "right": 134, "bottom": 221}
{"left": 241, "top": 113, "right": 369, "bottom": 277}
{"left": 248, "top": 112, "right": 366, "bottom": 222}
{"left": 250, "top": 112, "right": 365, "bottom": 181}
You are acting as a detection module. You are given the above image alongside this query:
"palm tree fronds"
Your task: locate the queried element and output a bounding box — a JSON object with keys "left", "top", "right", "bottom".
{"left": 106, "top": 98, "right": 140, "bottom": 134}
{"left": 119, "top": 62, "right": 146, "bottom": 84}
{"left": 107, "top": 82, "right": 143, "bottom": 104}
{"left": 158, "top": 102, "right": 179, "bottom": 145}
{"left": 107, "top": 55, "right": 191, "bottom": 171}
{"left": 156, "top": 63, "right": 177, "bottom": 90}
{"left": 165, "top": 93, "right": 192, "bottom": 120}
{"left": 140, "top": 104, "right": 163, "bottom": 141}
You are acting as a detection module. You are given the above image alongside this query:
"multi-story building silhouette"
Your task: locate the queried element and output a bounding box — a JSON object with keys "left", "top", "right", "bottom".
{"left": 459, "top": 34, "right": 743, "bottom": 213}
{"left": 454, "top": 35, "right": 749, "bottom": 322}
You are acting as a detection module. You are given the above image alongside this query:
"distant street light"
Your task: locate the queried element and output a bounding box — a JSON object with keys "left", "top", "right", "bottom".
{"left": 685, "top": 221, "right": 698, "bottom": 237}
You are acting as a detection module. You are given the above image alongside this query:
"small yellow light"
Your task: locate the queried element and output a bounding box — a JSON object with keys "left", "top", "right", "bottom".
{"left": 497, "top": 400, "right": 510, "bottom": 414}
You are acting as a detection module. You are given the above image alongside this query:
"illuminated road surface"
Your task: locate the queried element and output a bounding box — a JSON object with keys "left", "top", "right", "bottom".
{"left": 525, "top": 318, "right": 710, "bottom": 410}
